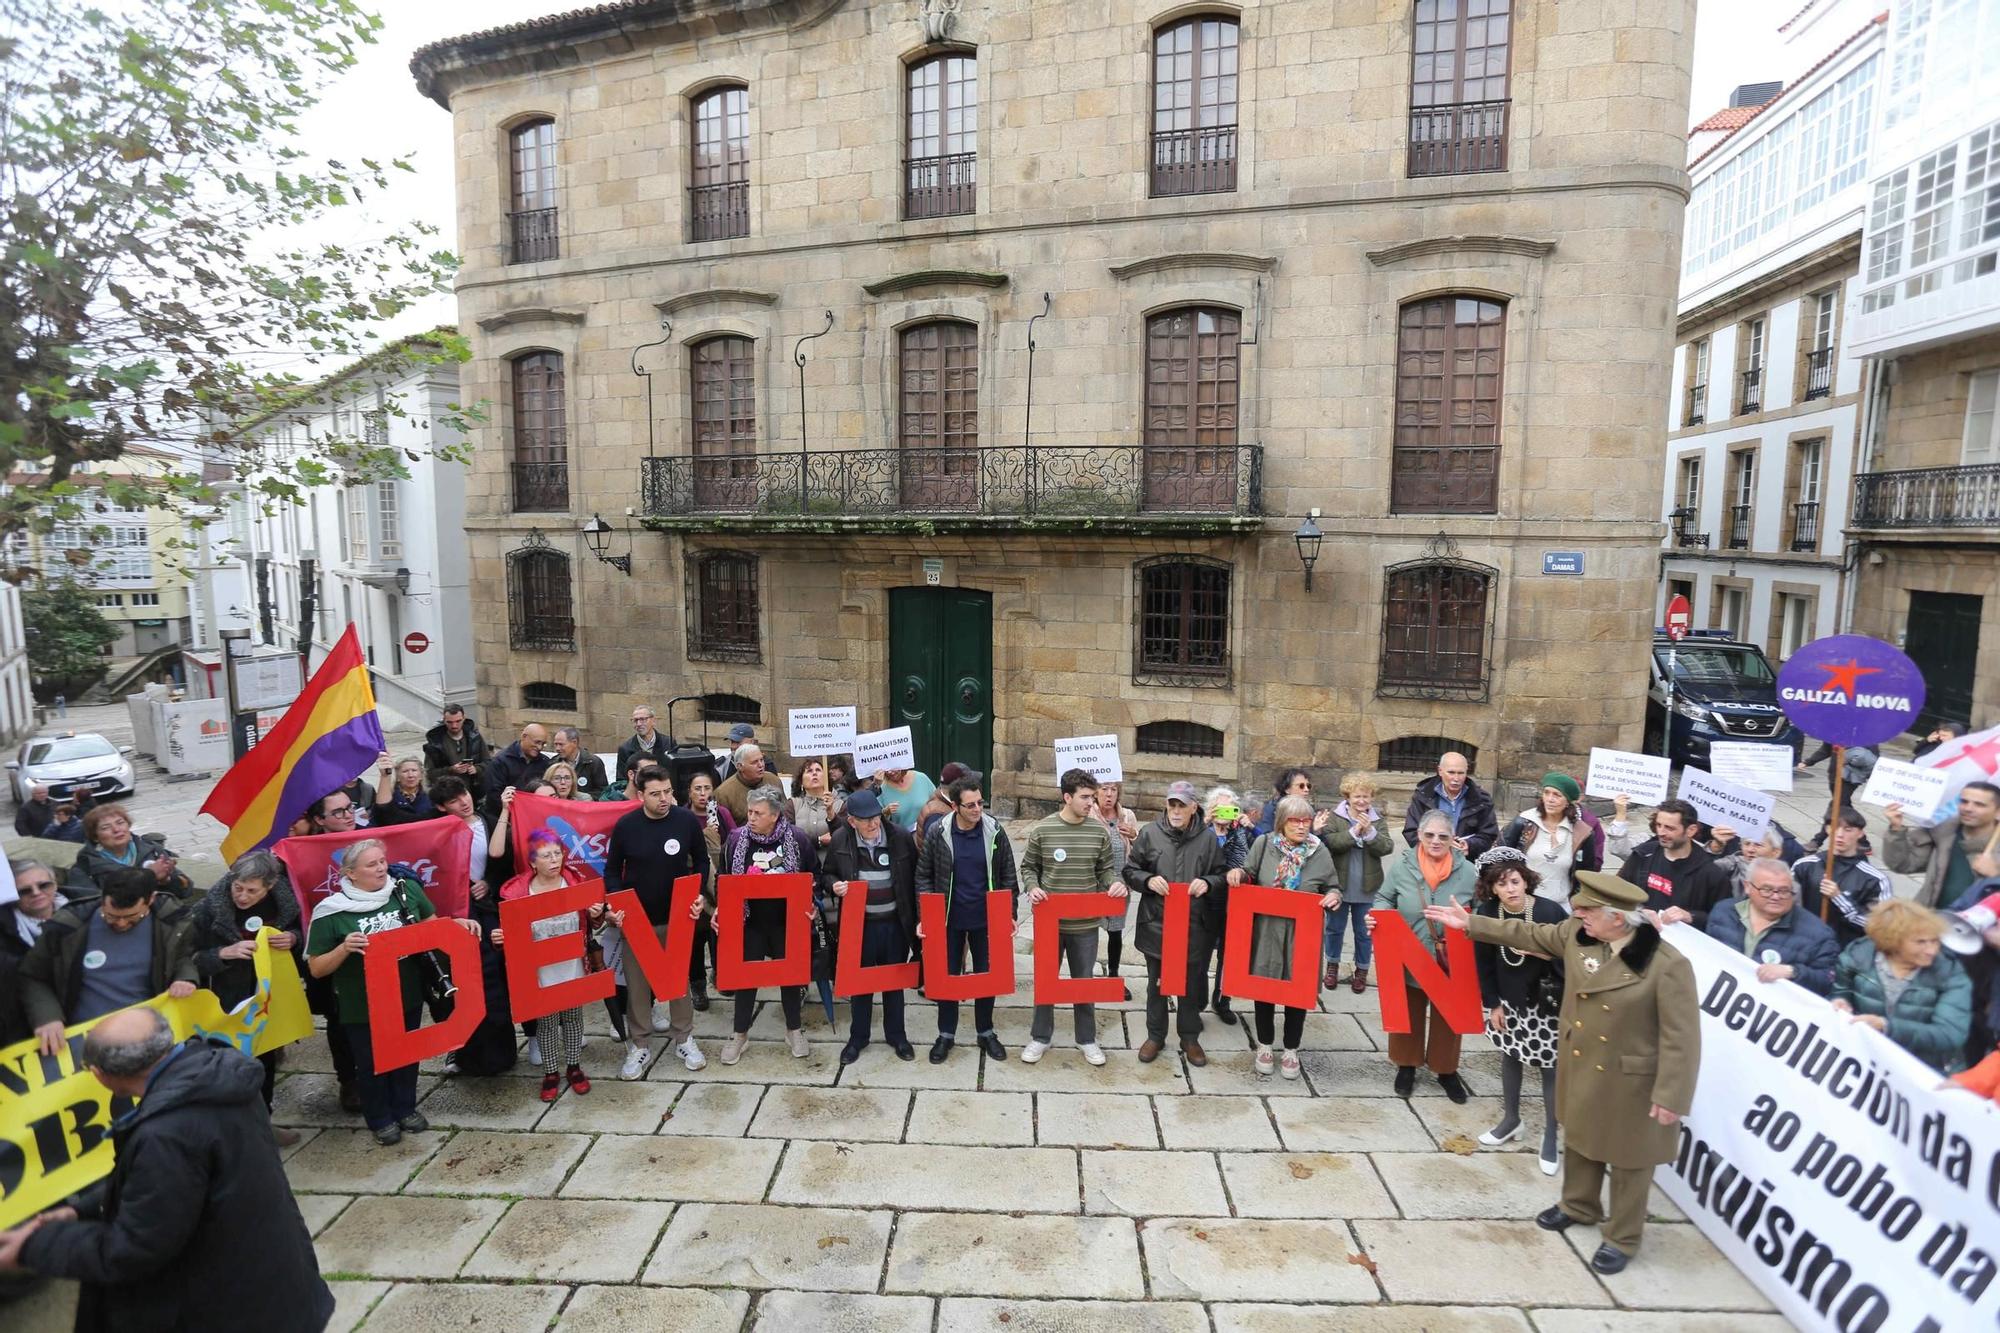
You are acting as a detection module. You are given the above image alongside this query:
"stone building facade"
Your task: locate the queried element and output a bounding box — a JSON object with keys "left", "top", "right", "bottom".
{"left": 411, "top": 0, "right": 1697, "bottom": 811}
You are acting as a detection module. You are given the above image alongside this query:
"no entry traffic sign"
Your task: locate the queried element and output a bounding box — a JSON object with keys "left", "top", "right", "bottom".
{"left": 404, "top": 631, "right": 430, "bottom": 655}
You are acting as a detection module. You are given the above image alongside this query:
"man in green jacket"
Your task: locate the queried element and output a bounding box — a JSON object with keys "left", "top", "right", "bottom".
{"left": 1019, "top": 768, "right": 1121, "bottom": 1067}
{"left": 20, "top": 868, "right": 198, "bottom": 1056}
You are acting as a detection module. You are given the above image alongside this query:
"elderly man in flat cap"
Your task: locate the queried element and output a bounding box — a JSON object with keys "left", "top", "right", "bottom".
{"left": 1427, "top": 869, "right": 1700, "bottom": 1274}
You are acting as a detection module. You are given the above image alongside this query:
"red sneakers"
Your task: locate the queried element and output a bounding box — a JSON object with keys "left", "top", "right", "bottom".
{"left": 565, "top": 1065, "right": 591, "bottom": 1096}
{"left": 539, "top": 1072, "right": 561, "bottom": 1102}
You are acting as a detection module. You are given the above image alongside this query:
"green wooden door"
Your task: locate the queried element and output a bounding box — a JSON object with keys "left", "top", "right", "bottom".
{"left": 889, "top": 587, "right": 992, "bottom": 782}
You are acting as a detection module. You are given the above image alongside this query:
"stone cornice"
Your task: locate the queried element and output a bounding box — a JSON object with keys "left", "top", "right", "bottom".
{"left": 474, "top": 306, "right": 587, "bottom": 331}
{"left": 1677, "top": 232, "right": 1862, "bottom": 334}
{"left": 1365, "top": 236, "right": 1558, "bottom": 266}
{"left": 656, "top": 287, "right": 781, "bottom": 315}
{"left": 1108, "top": 252, "right": 1277, "bottom": 280}
{"left": 861, "top": 270, "right": 1010, "bottom": 297}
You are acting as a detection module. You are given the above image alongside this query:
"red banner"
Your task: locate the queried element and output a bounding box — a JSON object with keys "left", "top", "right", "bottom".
{"left": 362, "top": 917, "right": 481, "bottom": 1072}
{"left": 1033, "top": 893, "right": 1129, "bottom": 1005}
{"left": 833, "top": 883, "right": 920, "bottom": 998}
{"left": 1369, "top": 910, "right": 1484, "bottom": 1036}
{"left": 508, "top": 791, "right": 640, "bottom": 879}
{"left": 714, "top": 872, "right": 813, "bottom": 991}
{"left": 499, "top": 877, "right": 615, "bottom": 1025}
{"left": 276, "top": 817, "right": 474, "bottom": 923}
{"left": 917, "top": 892, "right": 1015, "bottom": 1001}
{"left": 1222, "top": 884, "right": 1322, "bottom": 1010}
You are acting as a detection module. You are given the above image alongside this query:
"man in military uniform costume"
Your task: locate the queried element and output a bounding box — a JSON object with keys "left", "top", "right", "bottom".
{"left": 1426, "top": 869, "right": 1699, "bottom": 1273}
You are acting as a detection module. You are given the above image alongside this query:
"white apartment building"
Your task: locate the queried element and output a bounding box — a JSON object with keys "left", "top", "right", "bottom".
{"left": 1662, "top": 0, "right": 1886, "bottom": 663}
{"left": 234, "top": 331, "right": 477, "bottom": 731}
{"left": 0, "top": 584, "right": 31, "bottom": 743}
{"left": 1842, "top": 0, "right": 2000, "bottom": 731}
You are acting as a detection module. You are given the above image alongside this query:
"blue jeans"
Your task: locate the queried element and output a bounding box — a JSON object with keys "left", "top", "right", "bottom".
{"left": 1323, "top": 902, "right": 1372, "bottom": 970}
{"left": 935, "top": 925, "right": 996, "bottom": 1039}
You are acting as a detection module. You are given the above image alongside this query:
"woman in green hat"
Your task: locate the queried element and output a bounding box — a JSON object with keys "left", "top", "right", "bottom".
{"left": 1498, "top": 772, "right": 1605, "bottom": 911}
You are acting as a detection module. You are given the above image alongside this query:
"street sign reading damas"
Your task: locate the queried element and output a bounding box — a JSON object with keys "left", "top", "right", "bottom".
{"left": 1542, "top": 551, "right": 1584, "bottom": 576}
{"left": 1775, "top": 634, "right": 1926, "bottom": 749}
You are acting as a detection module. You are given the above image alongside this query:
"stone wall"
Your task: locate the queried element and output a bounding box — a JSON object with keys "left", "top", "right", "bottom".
{"left": 423, "top": 0, "right": 1699, "bottom": 808}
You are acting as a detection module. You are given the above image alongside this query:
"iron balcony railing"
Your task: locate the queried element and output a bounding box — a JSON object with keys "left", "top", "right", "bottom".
{"left": 1150, "top": 125, "right": 1237, "bottom": 197}
{"left": 642, "top": 444, "right": 1264, "bottom": 519}
{"left": 688, "top": 179, "right": 750, "bottom": 242}
{"left": 508, "top": 207, "right": 559, "bottom": 264}
{"left": 1726, "top": 502, "right": 1752, "bottom": 549}
{"left": 1739, "top": 366, "right": 1763, "bottom": 414}
{"left": 1408, "top": 98, "right": 1509, "bottom": 177}
{"left": 1685, "top": 381, "right": 1707, "bottom": 428}
{"left": 1852, "top": 463, "right": 2000, "bottom": 528}
{"left": 1802, "top": 346, "right": 1834, "bottom": 401}
{"left": 512, "top": 460, "right": 570, "bottom": 513}
{"left": 1789, "top": 500, "right": 1821, "bottom": 552}
{"left": 904, "top": 152, "right": 977, "bottom": 219}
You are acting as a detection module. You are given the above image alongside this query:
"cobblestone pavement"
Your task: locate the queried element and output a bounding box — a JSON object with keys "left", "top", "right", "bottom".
{"left": 11, "top": 701, "right": 1902, "bottom": 1330}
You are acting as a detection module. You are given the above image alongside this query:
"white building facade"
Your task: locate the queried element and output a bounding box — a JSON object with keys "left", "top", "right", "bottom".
{"left": 235, "top": 336, "right": 477, "bottom": 731}
{"left": 0, "top": 584, "right": 31, "bottom": 743}
{"left": 1662, "top": 1, "right": 1886, "bottom": 662}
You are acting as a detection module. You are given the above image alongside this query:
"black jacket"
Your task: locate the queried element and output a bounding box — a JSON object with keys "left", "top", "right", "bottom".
{"left": 1615, "top": 839, "right": 1733, "bottom": 930}
{"left": 67, "top": 835, "right": 193, "bottom": 899}
{"left": 1401, "top": 776, "right": 1500, "bottom": 857}
{"left": 562, "top": 748, "right": 612, "bottom": 799}
{"left": 0, "top": 949, "right": 26, "bottom": 1046}
{"left": 820, "top": 821, "right": 919, "bottom": 943}
{"left": 18, "top": 895, "right": 199, "bottom": 1030}
{"left": 1121, "top": 812, "right": 1229, "bottom": 955}
{"left": 484, "top": 741, "right": 553, "bottom": 818}
{"left": 15, "top": 797, "right": 53, "bottom": 837}
{"left": 187, "top": 872, "right": 305, "bottom": 1010}
{"left": 1473, "top": 894, "right": 1569, "bottom": 1012}
{"left": 616, "top": 730, "right": 673, "bottom": 783}
{"left": 423, "top": 717, "right": 492, "bottom": 791}
{"left": 1790, "top": 850, "right": 1893, "bottom": 946}
{"left": 20, "top": 1039, "right": 335, "bottom": 1333}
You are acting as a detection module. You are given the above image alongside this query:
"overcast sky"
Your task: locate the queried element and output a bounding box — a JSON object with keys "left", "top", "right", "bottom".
{"left": 302, "top": 0, "right": 1794, "bottom": 350}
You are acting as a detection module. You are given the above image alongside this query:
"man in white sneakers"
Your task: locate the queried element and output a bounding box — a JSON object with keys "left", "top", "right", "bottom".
{"left": 1018, "top": 768, "right": 1121, "bottom": 1066}
{"left": 602, "top": 766, "right": 710, "bottom": 1078}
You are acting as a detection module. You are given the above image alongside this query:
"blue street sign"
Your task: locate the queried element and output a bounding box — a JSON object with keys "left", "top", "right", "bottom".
{"left": 1542, "top": 551, "right": 1584, "bottom": 576}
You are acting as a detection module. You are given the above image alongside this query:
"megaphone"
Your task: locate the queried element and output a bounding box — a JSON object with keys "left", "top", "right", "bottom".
{"left": 1942, "top": 900, "right": 1998, "bottom": 957}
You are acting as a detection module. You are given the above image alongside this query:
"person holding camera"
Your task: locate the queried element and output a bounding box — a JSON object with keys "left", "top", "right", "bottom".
{"left": 305, "top": 838, "right": 479, "bottom": 1145}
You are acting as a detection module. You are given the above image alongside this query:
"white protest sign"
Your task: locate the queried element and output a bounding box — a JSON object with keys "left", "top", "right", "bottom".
{"left": 1585, "top": 747, "right": 1671, "bottom": 805}
{"left": 1053, "top": 734, "right": 1123, "bottom": 785}
{"left": 1708, "top": 741, "right": 1796, "bottom": 792}
{"left": 788, "top": 707, "right": 857, "bottom": 757}
{"left": 1855, "top": 758, "right": 1951, "bottom": 825}
{"left": 1658, "top": 926, "right": 2000, "bottom": 1332}
{"left": 1677, "top": 767, "right": 1776, "bottom": 842}
{"left": 851, "top": 725, "right": 917, "bottom": 778}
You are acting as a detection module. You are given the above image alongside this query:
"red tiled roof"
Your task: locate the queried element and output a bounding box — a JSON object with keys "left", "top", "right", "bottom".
{"left": 1687, "top": 12, "right": 1888, "bottom": 171}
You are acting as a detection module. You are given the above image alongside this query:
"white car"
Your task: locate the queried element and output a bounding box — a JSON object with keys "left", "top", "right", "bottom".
{"left": 7, "top": 732, "right": 138, "bottom": 806}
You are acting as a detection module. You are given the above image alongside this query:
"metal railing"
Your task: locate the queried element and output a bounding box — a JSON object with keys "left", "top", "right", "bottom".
{"left": 1685, "top": 381, "right": 1707, "bottom": 427}
{"left": 1739, "top": 366, "right": 1763, "bottom": 414}
{"left": 1150, "top": 125, "right": 1237, "bottom": 197}
{"left": 509, "top": 207, "right": 559, "bottom": 264}
{"left": 1802, "top": 346, "right": 1834, "bottom": 401}
{"left": 1852, "top": 463, "right": 2000, "bottom": 528}
{"left": 1789, "top": 500, "right": 1821, "bottom": 551}
{"left": 1726, "top": 502, "right": 1752, "bottom": 549}
{"left": 1407, "top": 99, "right": 1509, "bottom": 177}
{"left": 642, "top": 443, "right": 1264, "bottom": 519}
{"left": 688, "top": 179, "right": 750, "bottom": 241}
{"left": 512, "top": 460, "right": 570, "bottom": 512}
{"left": 1668, "top": 507, "right": 1710, "bottom": 548}
{"left": 904, "top": 152, "right": 977, "bottom": 219}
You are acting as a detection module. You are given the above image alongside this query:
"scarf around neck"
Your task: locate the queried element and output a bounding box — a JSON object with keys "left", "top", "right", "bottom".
{"left": 1418, "top": 845, "right": 1456, "bottom": 890}
{"left": 311, "top": 874, "right": 399, "bottom": 923}
{"left": 729, "top": 820, "right": 801, "bottom": 876}
{"left": 1273, "top": 834, "right": 1321, "bottom": 891}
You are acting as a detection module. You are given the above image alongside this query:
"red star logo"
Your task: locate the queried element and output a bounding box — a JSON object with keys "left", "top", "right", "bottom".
{"left": 1816, "top": 658, "right": 1882, "bottom": 701}
{"left": 1936, "top": 736, "right": 2000, "bottom": 776}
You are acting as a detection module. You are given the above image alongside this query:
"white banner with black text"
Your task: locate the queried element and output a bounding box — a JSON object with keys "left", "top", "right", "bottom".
{"left": 1657, "top": 926, "right": 2000, "bottom": 1332}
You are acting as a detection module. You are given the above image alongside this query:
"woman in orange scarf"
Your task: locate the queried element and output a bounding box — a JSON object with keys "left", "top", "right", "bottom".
{"left": 1371, "top": 809, "right": 1480, "bottom": 1100}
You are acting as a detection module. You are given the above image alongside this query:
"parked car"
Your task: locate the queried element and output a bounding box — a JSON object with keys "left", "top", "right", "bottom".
{"left": 1644, "top": 631, "right": 1804, "bottom": 768}
{"left": 6, "top": 732, "right": 138, "bottom": 806}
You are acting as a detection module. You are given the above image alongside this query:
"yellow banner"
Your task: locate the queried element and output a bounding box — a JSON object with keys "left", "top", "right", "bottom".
{"left": 0, "top": 929, "right": 314, "bottom": 1228}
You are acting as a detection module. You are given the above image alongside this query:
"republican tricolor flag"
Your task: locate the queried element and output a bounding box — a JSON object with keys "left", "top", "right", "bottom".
{"left": 202, "top": 625, "right": 385, "bottom": 862}
{"left": 1919, "top": 722, "right": 2000, "bottom": 821}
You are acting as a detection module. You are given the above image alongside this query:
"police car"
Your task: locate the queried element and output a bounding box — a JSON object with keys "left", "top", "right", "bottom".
{"left": 1644, "top": 630, "right": 1804, "bottom": 768}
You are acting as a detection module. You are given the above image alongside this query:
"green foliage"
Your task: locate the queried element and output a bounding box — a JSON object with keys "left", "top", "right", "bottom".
{"left": 0, "top": 0, "right": 466, "bottom": 544}
{"left": 22, "top": 579, "right": 119, "bottom": 691}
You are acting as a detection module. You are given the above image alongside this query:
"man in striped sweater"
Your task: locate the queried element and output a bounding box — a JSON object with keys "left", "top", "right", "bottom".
{"left": 1020, "top": 768, "right": 1121, "bottom": 1066}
